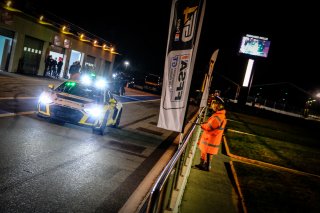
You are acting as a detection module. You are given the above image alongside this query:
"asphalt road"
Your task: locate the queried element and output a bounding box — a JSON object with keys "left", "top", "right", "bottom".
{"left": 0, "top": 72, "right": 184, "bottom": 212}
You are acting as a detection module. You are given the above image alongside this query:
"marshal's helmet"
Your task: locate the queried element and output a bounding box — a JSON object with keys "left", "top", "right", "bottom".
{"left": 211, "top": 96, "right": 225, "bottom": 110}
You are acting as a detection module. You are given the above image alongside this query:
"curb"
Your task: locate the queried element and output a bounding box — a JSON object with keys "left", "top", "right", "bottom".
{"left": 223, "top": 134, "right": 320, "bottom": 179}
{"left": 223, "top": 136, "right": 247, "bottom": 213}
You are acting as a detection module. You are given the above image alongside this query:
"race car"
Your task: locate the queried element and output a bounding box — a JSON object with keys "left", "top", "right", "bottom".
{"left": 37, "top": 78, "right": 123, "bottom": 135}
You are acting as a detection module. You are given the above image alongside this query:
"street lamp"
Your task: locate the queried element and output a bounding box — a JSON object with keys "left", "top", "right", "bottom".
{"left": 124, "top": 61, "right": 129, "bottom": 71}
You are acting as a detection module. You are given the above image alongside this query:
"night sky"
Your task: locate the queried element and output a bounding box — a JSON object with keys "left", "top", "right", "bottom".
{"left": 11, "top": 0, "right": 320, "bottom": 96}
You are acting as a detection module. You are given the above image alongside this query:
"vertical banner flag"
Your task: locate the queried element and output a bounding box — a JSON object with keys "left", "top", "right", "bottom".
{"left": 200, "top": 49, "right": 219, "bottom": 107}
{"left": 158, "top": 0, "right": 206, "bottom": 132}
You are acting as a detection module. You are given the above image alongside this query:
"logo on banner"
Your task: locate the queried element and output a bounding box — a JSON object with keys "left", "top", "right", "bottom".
{"left": 164, "top": 52, "right": 191, "bottom": 109}
{"left": 182, "top": 6, "right": 198, "bottom": 42}
{"left": 174, "top": 19, "right": 181, "bottom": 41}
{"left": 174, "top": 33, "right": 180, "bottom": 41}
{"left": 173, "top": 6, "right": 198, "bottom": 43}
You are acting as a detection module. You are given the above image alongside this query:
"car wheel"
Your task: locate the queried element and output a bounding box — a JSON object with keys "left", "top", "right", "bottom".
{"left": 92, "top": 127, "right": 104, "bottom": 135}
{"left": 112, "top": 109, "right": 122, "bottom": 128}
{"left": 92, "top": 112, "right": 109, "bottom": 135}
{"left": 92, "top": 122, "right": 106, "bottom": 135}
{"left": 37, "top": 112, "right": 47, "bottom": 119}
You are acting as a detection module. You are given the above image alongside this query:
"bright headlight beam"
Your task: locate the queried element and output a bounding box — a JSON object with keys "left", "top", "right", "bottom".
{"left": 39, "top": 93, "right": 53, "bottom": 104}
{"left": 84, "top": 107, "right": 103, "bottom": 117}
{"left": 95, "top": 79, "right": 106, "bottom": 89}
{"left": 81, "top": 75, "right": 92, "bottom": 85}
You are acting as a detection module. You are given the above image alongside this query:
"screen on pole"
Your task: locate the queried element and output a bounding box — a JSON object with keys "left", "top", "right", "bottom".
{"left": 239, "top": 34, "right": 271, "bottom": 58}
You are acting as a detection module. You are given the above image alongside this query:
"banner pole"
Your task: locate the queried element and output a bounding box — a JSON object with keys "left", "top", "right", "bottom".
{"left": 180, "top": 0, "right": 206, "bottom": 137}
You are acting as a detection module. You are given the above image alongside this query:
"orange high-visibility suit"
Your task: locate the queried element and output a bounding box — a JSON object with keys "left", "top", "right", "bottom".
{"left": 198, "top": 109, "right": 227, "bottom": 160}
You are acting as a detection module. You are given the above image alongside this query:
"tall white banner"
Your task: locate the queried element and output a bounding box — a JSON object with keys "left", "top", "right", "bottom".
{"left": 200, "top": 49, "right": 219, "bottom": 107}
{"left": 158, "top": 0, "right": 206, "bottom": 132}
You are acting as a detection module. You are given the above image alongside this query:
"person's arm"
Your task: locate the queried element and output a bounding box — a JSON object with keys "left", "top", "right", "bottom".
{"left": 201, "top": 116, "right": 221, "bottom": 131}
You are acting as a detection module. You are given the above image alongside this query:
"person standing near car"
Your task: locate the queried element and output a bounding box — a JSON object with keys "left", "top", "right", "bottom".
{"left": 51, "top": 57, "right": 58, "bottom": 77}
{"left": 195, "top": 96, "right": 227, "bottom": 171}
{"left": 119, "top": 72, "right": 126, "bottom": 96}
{"left": 56, "top": 57, "right": 63, "bottom": 79}
{"left": 43, "top": 55, "right": 52, "bottom": 76}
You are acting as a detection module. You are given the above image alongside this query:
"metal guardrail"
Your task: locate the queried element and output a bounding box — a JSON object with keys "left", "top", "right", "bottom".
{"left": 142, "top": 107, "right": 206, "bottom": 213}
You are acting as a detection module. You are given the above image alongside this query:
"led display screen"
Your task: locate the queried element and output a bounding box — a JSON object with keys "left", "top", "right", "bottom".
{"left": 239, "top": 35, "right": 271, "bottom": 58}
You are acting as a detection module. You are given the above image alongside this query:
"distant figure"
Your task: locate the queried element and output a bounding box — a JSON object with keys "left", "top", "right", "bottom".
{"left": 56, "top": 57, "right": 63, "bottom": 79}
{"left": 119, "top": 72, "right": 127, "bottom": 96}
{"left": 18, "top": 57, "right": 24, "bottom": 73}
{"left": 195, "top": 96, "right": 227, "bottom": 171}
{"left": 43, "top": 55, "right": 52, "bottom": 76}
{"left": 303, "top": 100, "right": 311, "bottom": 118}
{"left": 51, "top": 57, "right": 58, "bottom": 77}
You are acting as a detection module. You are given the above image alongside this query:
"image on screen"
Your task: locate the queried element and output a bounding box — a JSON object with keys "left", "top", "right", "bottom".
{"left": 239, "top": 36, "right": 271, "bottom": 58}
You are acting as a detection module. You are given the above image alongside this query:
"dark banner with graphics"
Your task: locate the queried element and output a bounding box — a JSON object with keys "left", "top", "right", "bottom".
{"left": 158, "top": 0, "right": 206, "bottom": 132}
{"left": 168, "top": 0, "right": 202, "bottom": 51}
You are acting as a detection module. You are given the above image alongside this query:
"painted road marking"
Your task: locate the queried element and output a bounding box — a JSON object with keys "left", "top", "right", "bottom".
{"left": 227, "top": 129, "right": 257, "bottom": 137}
{"left": 0, "top": 111, "right": 35, "bottom": 118}
{"left": 0, "top": 97, "right": 38, "bottom": 100}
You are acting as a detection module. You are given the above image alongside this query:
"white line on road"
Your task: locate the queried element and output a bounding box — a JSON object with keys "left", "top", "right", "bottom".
{"left": 123, "top": 99, "right": 160, "bottom": 105}
{"left": 0, "top": 97, "right": 37, "bottom": 100}
{"left": 0, "top": 111, "right": 35, "bottom": 118}
{"left": 227, "top": 128, "right": 257, "bottom": 137}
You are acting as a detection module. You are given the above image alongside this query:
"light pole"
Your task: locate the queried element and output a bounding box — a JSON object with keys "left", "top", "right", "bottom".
{"left": 124, "top": 61, "right": 129, "bottom": 71}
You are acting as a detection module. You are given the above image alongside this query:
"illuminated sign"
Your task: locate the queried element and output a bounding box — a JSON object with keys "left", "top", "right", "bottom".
{"left": 239, "top": 34, "right": 271, "bottom": 58}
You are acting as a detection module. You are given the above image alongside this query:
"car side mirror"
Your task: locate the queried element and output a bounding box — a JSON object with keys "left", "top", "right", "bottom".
{"left": 48, "top": 84, "right": 54, "bottom": 90}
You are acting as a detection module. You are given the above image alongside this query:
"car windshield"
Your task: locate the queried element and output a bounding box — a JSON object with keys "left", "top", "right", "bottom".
{"left": 55, "top": 82, "right": 104, "bottom": 102}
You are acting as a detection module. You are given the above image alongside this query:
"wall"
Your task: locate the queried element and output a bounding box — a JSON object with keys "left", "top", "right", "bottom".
{"left": 0, "top": 11, "right": 116, "bottom": 78}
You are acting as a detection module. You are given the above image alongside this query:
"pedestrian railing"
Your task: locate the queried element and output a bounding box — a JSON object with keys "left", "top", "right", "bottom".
{"left": 141, "top": 107, "right": 206, "bottom": 213}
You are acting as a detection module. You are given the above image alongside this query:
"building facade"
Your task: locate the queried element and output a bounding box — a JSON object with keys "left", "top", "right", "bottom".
{"left": 0, "top": 5, "right": 116, "bottom": 79}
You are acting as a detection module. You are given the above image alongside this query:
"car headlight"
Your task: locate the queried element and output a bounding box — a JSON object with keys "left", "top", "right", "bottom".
{"left": 81, "top": 75, "right": 92, "bottom": 85}
{"left": 39, "top": 93, "right": 53, "bottom": 104}
{"left": 95, "top": 79, "right": 106, "bottom": 89}
{"left": 84, "top": 106, "right": 103, "bottom": 117}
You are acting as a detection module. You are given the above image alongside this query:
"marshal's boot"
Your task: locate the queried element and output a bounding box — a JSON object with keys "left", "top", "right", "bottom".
{"left": 205, "top": 154, "right": 213, "bottom": 171}
{"left": 195, "top": 158, "right": 206, "bottom": 170}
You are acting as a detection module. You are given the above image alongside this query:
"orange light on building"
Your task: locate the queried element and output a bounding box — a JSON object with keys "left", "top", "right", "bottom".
{"left": 79, "top": 34, "right": 90, "bottom": 42}
{"left": 93, "top": 40, "right": 102, "bottom": 47}
{"left": 102, "top": 44, "right": 108, "bottom": 50}
{"left": 6, "top": 1, "right": 11, "bottom": 7}
{"left": 102, "top": 45, "right": 117, "bottom": 54}
{"left": 61, "top": 26, "right": 74, "bottom": 35}
{"left": 3, "top": 1, "right": 22, "bottom": 12}
{"left": 38, "top": 15, "right": 53, "bottom": 26}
